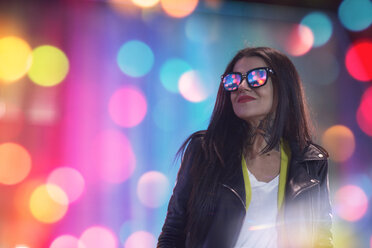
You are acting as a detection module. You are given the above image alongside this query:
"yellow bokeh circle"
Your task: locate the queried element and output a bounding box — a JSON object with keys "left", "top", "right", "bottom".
{"left": 160, "top": 0, "right": 198, "bottom": 18}
{"left": 29, "top": 184, "right": 68, "bottom": 223}
{"left": 0, "top": 142, "right": 32, "bottom": 185}
{"left": 321, "top": 125, "right": 355, "bottom": 162}
{"left": 131, "top": 0, "right": 159, "bottom": 8}
{"left": 0, "top": 36, "right": 33, "bottom": 83}
{"left": 28, "top": 45, "right": 69, "bottom": 87}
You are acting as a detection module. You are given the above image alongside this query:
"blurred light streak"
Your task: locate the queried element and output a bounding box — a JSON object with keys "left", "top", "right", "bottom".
{"left": 117, "top": 40, "right": 154, "bottom": 77}
{"left": 345, "top": 40, "right": 372, "bottom": 82}
{"left": 0, "top": 143, "right": 31, "bottom": 185}
{"left": 160, "top": 0, "right": 198, "bottom": 18}
{"left": 321, "top": 125, "right": 355, "bottom": 162}
{"left": 160, "top": 58, "right": 191, "bottom": 93}
{"left": 108, "top": 86, "right": 147, "bottom": 127}
{"left": 285, "top": 24, "right": 314, "bottom": 56}
{"left": 28, "top": 45, "right": 69, "bottom": 87}
{"left": 0, "top": 103, "right": 24, "bottom": 142}
{"left": 137, "top": 171, "right": 170, "bottom": 208}
{"left": 0, "top": 36, "right": 32, "bottom": 83}
{"left": 29, "top": 184, "right": 68, "bottom": 223}
{"left": 301, "top": 12, "right": 332, "bottom": 47}
{"left": 91, "top": 129, "right": 136, "bottom": 183}
{"left": 178, "top": 70, "right": 209, "bottom": 102}
{"left": 357, "top": 87, "right": 372, "bottom": 136}
{"left": 47, "top": 167, "right": 85, "bottom": 203}
{"left": 79, "top": 226, "right": 118, "bottom": 248}
{"left": 334, "top": 185, "right": 368, "bottom": 222}
{"left": 124, "top": 231, "right": 157, "bottom": 248}
{"left": 338, "top": 0, "right": 372, "bottom": 31}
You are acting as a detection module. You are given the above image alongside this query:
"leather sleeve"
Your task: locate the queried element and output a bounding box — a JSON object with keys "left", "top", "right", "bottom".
{"left": 314, "top": 159, "right": 333, "bottom": 248}
{"left": 157, "top": 137, "right": 201, "bottom": 248}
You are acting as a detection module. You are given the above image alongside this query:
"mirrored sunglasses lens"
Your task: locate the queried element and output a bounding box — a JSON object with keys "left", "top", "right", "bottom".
{"left": 248, "top": 69, "right": 267, "bottom": 87}
{"left": 223, "top": 74, "right": 241, "bottom": 91}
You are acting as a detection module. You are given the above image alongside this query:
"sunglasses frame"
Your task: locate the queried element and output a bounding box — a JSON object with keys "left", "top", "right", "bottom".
{"left": 221, "top": 67, "right": 275, "bottom": 91}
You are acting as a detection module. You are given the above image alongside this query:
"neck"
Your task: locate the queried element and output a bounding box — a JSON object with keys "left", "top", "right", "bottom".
{"left": 245, "top": 113, "right": 279, "bottom": 158}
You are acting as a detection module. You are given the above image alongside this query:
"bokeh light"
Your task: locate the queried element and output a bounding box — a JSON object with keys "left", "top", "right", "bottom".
{"left": 286, "top": 24, "right": 314, "bottom": 56}
{"left": 185, "top": 15, "right": 219, "bottom": 44}
{"left": 357, "top": 87, "right": 372, "bottom": 136}
{"left": 301, "top": 12, "right": 332, "bottom": 47}
{"left": 179, "top": 70, "right": 209, "bottom": 102}
{"left": 334, "top": 185, "right": 368, "bottom": 222}
{"left": 124, "top": 231, "right": 157, "bottom": 248}
{"left": 50, "top": 235, "right": 85, "bottom": 248}
{"left": 108, "top": 0, "right": 141, "bottom": 17}
{"left": 160, "top": 58, "right": 191, "bottom": 93}
{"left": 108, "top": 86, "right": 147, "bottom": 128}
{"left": 0, "top": 143, "right": 32, "bottom": 185}
{"left": 321, "top": 125, "right": 355, "bottom": 162}
{"left": 345, "top": 40, "right": 372, "bottom": 82}
{"left": 92, "top": 129, "right": 136, "bottom": 183}
{"left": 117, "top": 40, "right": 154, "bottom": 77}
{"left": 47, "top": 167, "right": 85, "bottom": 203}
{"left": 160, "top": 0, "right": 198, "bottom": 18}
{"left": 0, "top": 36, "right": 32, "bottom": 82}
{"left": 28, "top": 45, "right": 69, "bottom": 87}
{"left": 79, "top": 226, "right": 117, "bottom": 248}
{"left": 338, "top": 0, "right": 372, "bottom": 31}
{"left": 137, "top": 171, "right": 170, "bottom": 208}
{"left": 29, "top": 184, "right": 68, "bottom": 223}
{"left": 131, "top": 0, "right": 159, "bottom": 8}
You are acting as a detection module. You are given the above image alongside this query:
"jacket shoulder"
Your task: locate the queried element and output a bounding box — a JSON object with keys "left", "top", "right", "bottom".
{"left": 293, "top": 142, "right": 329, "bottom": 162}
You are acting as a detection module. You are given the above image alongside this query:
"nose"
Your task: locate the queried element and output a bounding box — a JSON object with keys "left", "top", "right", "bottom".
{"left": 239, "top": 75, "right": 252, "bottom": 91}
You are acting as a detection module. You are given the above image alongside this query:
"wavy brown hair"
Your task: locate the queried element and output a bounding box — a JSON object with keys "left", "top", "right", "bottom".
{"left": 177, "top": 47, "right": 313, "bottom": 246}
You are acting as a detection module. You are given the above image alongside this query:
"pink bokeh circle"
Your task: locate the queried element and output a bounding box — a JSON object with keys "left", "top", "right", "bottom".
{"left": 80, "top": 226, "right": 117, "bottom": 248}
{"left": 108, "top": 87, "right": 147, "bottom": 128}
{"left": 286, "top": 24, "right": 314, "bottom": 56}
{"left": 334, "top": 185, "right": 368, "bottom": 222}
{"left": 92, "top": 129, "right": 136, "bottom": 183}
{"left": 50, "top": 235, "right": 85, "bottom": 248}
{"left": 47, "top": 167, "right": 85, "bottom": 203}
{"left": 124, "top": 231, "right": 156, "bottom": 248}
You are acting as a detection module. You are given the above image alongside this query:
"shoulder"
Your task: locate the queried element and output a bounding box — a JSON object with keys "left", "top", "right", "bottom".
{"left": 290, "top": 141, "right": 329, "bottom": 162}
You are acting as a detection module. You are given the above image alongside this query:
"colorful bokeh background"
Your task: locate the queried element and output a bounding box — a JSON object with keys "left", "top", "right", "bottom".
{"left": 0, "top": 0, "right": 372, "bottom": 247}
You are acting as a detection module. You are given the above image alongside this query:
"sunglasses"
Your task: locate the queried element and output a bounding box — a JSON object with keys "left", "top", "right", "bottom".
{"left": 221, "top": 67, "right": 274, "bottom": 91}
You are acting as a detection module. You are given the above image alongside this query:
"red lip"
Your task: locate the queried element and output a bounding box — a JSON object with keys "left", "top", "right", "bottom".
{"left": 238, "top": 95, "right": 256, "bottom": 103}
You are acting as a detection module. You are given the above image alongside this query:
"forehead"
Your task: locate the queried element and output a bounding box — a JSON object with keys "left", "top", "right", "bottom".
{"left": 233, "top": 56, "right": 267, "bottom": 73}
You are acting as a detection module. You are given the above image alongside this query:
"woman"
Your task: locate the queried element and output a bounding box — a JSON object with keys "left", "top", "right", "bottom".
{"left": 157, "top": 47, "right": 333, "bottom": 248}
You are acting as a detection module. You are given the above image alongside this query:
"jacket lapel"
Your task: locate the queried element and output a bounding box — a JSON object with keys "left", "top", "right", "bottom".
{"left": 286, "top": 143, "right": 327, "bottom": 200}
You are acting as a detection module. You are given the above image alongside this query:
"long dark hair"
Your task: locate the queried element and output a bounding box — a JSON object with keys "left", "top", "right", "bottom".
{"left": 176, "top": 47, "right": 313, "bottom": 246}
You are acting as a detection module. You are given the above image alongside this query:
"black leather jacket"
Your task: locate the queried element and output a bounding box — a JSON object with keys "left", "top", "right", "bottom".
{"left": 158, "top": 136, "right": 333, "bottom": 248}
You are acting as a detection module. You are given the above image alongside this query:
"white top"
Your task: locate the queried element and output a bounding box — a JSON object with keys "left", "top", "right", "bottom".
{"left": 233, "top": 168, "right": 279, "bottom": 248}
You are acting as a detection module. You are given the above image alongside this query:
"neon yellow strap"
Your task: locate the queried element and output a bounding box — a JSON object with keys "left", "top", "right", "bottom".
{"left": 241, "top": 139, "right": 291, "bottom": 212}
{"left": 241, "top": 156, "right": 251, "bottom": 211}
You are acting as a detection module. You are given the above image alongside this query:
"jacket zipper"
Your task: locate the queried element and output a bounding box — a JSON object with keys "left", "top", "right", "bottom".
{"left": 222, "top": 183, "right": 246, "bottom": 210}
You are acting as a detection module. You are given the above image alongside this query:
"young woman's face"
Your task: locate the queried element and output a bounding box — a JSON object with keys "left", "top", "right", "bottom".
{"left": 230, "top": 56, "right": 275, "bottom": 126}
